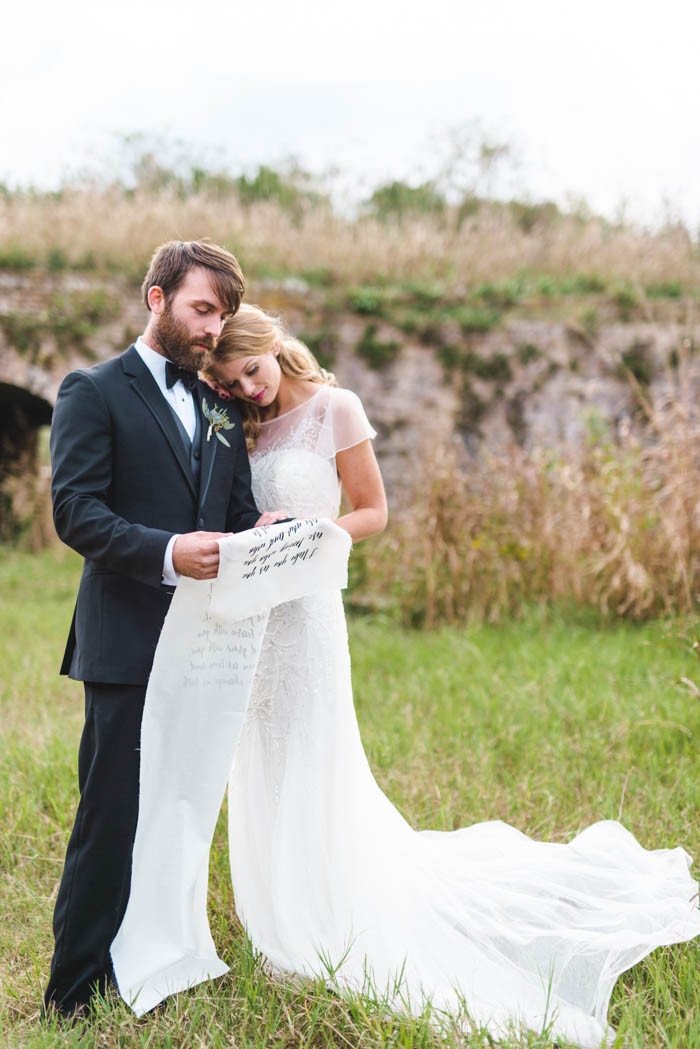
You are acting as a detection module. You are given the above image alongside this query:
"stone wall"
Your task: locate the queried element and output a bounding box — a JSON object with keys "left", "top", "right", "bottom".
{"left": 1, "top": 270, "right": 698, "bottom": 541}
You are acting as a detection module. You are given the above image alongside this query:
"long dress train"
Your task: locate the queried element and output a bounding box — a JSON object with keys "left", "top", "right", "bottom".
{"left": 227, "top": 385, "right": 700, "bottom": 1049}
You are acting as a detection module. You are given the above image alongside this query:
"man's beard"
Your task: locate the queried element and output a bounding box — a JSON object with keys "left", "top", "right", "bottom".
{"left": 154, "top": 302, "right": 215, "bottom": 371}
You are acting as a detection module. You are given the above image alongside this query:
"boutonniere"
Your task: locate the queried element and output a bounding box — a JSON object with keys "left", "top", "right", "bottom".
{"left": 202, "top": 397, "right": 235, "bottom": 447}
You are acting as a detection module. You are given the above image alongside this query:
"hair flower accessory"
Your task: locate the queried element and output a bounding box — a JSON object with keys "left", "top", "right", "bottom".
{"left": 202, "top": 397, "right": 235, "bottom": 446}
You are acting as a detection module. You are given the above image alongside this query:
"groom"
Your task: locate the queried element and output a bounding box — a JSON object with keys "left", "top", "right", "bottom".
{"left": 45, "top": 239, "right": 277, "bottom": 1017}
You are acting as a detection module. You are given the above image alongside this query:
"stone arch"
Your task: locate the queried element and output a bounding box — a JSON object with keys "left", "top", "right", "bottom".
{"left": 0, "top": 382, "right": 54, "bottom": 544}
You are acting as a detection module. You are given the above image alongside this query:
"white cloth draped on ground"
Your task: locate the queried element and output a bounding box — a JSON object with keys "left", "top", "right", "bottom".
{"left": 110, "top": 517, "right": 351, "bottom": 1016}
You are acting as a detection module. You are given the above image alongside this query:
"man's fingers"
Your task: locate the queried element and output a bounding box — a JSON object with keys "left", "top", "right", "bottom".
{"left": 173, "top": 531, "right": 232, "bottom": 578}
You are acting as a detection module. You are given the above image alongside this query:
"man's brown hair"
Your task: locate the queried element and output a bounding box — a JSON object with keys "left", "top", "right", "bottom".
{"left": 141, "top": 239, "right": 245, "bottom": 315}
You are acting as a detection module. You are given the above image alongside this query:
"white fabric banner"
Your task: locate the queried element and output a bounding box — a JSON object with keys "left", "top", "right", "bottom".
{"left": 111, "top": 518, "right": 351, "bottom": 1016}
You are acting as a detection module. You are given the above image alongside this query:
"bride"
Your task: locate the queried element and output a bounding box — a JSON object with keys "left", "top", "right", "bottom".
{"left": 204, "top": 305, "right": 700, "bottom": 1049}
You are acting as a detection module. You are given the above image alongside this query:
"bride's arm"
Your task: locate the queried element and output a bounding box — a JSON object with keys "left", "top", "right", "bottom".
{"left": 334, "top": 439, "right": 388, "bottom": 542}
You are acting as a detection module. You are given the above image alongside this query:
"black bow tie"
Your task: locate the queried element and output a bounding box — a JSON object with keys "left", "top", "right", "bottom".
{"left": 165, "top": 361, "right": 199, "bottom": 391}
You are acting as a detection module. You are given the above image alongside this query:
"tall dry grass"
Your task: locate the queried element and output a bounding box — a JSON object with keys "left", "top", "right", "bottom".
{"left": 1, "top": 186, "right": 699, "bottom": 289}
{"left": 11, "top": 356, "right": 700, "bottom": 624}
{"left": 353, "top": 366, "right": 700, "bottom": 626}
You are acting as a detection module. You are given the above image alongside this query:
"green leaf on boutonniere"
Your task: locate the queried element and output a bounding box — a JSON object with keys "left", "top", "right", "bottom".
{"left": 202, "top": 398, "right": 235, "bottom": 447}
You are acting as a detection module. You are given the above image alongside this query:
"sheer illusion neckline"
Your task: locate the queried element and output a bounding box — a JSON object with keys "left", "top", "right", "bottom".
{"left": 259, "top": 387, "right": 324, "bottom": 426}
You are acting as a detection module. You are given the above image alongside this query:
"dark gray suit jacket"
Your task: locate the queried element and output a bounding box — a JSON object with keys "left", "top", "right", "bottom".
{"left": 50, "top": 345, "right": 260, "bottom": 685}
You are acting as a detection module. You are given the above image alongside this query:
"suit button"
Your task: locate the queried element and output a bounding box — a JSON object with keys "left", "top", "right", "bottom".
{"left": 193, "top": 448, "right": 201, "bottom": 460}
{"left": 198, "top": 517, "right": 204, "bottom": 528}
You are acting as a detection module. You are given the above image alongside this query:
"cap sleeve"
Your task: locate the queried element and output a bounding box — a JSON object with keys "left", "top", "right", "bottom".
{"left": 328, "top": 387, "right": 376, "bottom": 456}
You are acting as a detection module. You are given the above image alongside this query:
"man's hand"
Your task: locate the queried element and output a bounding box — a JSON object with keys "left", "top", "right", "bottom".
{"left": 172, "top": 531, "right": 231, "bottom": 579}
{"left": 255, "top": 511, "right": 291, "bottom": 528}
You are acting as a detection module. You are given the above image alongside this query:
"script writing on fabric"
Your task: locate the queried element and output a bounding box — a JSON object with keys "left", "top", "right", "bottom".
{"left": 111, "top": 517, "right": 351, "bottom": 1017}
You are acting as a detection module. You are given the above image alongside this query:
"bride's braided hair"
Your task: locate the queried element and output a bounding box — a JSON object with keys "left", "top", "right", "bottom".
{"left": 204, "top": 304, "right": 336, "bottom": 450}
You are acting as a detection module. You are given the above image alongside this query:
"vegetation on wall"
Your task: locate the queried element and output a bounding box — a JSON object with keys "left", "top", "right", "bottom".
{"left": 0, "top": 289, "right": 120, "bottom": 364}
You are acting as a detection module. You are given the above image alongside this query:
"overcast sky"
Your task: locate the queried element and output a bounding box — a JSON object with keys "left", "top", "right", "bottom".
{"left": 3, "top": 0, "right": 699, "bottom": 227}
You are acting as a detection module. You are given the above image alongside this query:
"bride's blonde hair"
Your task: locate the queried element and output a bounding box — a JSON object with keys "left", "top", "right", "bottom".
{"left": 205, "top": 304, "right": 336, "bottom": 449}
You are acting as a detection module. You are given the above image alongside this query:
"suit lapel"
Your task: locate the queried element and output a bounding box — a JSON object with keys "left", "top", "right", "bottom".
{"left": 121, "top": 346, "right": 197, "bottom": 499}
{"left": 196, "top": 381, "right": 218, "bottom": 510}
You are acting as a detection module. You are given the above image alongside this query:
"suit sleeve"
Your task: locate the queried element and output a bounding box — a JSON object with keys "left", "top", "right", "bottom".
{"left": 50, "top": 370, "right": 172, "bottom": 588}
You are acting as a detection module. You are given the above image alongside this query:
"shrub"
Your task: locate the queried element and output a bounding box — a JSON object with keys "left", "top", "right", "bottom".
{"left": 508, "top": 199, "right": 562, "bottom": 233}
{"left": 234, "top": 164, "right": 326, "bottom": 213}
{"left": 456, "top": 378, "right": 488, "bottom": 439}
{"left": 610, "top": 282, "right": 640, "bottom": 320}
{"left": 0, "top": 313, "right": 43, "bottom": 357}
{"left": 646, "top": 281, "right": 683, "bottom": 299}
{"left": 463, "top": 351, "right": 512, "bottom": 382}
{"left": 347, "top": 286, "right": 391, "bottom": 317}
{"left": 297, "top": 329, "right": 339, "bottom": 371}
{"left": 472, "top": 280, "right": 522, "bottom": 309}
{"left": 47, "top": 247, "right": 69, "bottom": 272}
{"left": 437, "top": 345, "right": 512, "bottom": 382}
{"left": 559, "top": 274, "right": 607, "bottom": 295}
{"left": 190, "top": 167, "right": 239, "bottom": 198}
{"left": 437, "top": 343, "right": 465, "bottom": 372}
{"left": 236, "top": 166, "right": 297, "bottom": 209}
{"left": 363, "top": 180, "right": 446, "bottom": 221}
{"left": 517, "top": 343, "right": 542, "bottom": 365}
{"left": 355, "top": 324, "right": 401, "bottom": 370}
{"left": 0, "top": 245, "right": 35, "bottom": 271}
{"left": 411, "top": 319, "right": 445, "bottom": 346}
{"left": 399, "top": 281, "right": 445, "bottom": 308}
{"left": 576, "top": 306, "right": 599, "bottom": 341}
{"left": 300, "top": 267, "right": 335, "bottom": 288}
{"left": 452, "top": 306, "right": 501, "bottom": 335}
{"left": 535, "top": 276, "right": 556, "bottom": 297}
{"left": 619, "top": 341, "right": 654, "bottom": 386}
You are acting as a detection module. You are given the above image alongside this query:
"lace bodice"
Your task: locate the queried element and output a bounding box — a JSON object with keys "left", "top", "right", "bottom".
{"left": 250, "top": 385, "right": 375, "bottom": 518}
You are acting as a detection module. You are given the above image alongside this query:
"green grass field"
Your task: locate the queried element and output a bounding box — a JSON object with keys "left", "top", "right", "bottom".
{"left": 1, "top": 546, "right": 699, "bottom": 1048}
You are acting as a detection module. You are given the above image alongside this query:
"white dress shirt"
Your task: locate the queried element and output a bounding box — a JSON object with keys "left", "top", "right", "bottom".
{"left": 135, "top": 337, "right": 197, "bottom": 440}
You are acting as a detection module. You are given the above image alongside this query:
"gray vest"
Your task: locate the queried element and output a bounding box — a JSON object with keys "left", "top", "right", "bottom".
{"left": 167, "top": 399, "right": 202, "bottom": 487}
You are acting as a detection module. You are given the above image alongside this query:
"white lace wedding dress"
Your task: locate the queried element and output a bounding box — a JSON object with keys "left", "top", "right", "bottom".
{"left": 228, "top": 385, "right": 700, "bottom": 1049}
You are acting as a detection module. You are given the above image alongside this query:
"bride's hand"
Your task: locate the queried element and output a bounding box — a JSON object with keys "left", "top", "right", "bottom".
{"left": 201, "top": 376, "right": 233, "bottom": 401}
{"left": 255, "top": 510, "right": 292, "bottom": 527}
